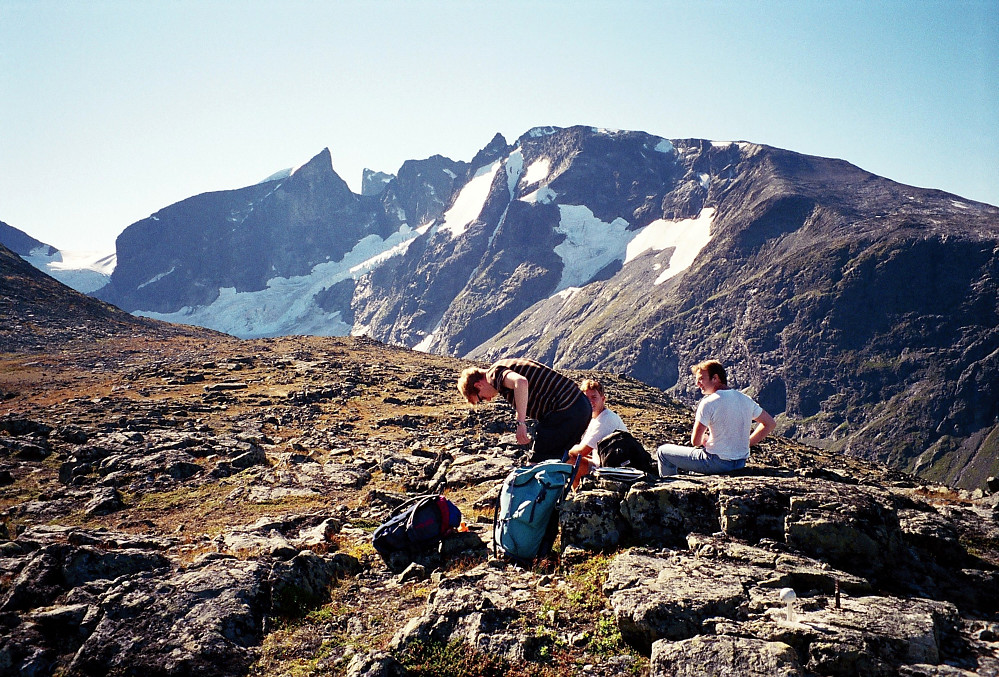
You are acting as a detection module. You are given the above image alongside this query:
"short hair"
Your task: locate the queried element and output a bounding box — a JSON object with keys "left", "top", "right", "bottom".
{"left": 578, "top": 378, "right": 604, "bottom": 396}
{"left": 691, "top": 360, "right": 727, "bottom": 386}
{"left": 457, "top": 367, "right": 487, "bottom": 403}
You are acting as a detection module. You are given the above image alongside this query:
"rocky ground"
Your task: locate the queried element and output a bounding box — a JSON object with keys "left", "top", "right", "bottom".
{"left": 1, "top": 331, "right": 998, "bottom": 676}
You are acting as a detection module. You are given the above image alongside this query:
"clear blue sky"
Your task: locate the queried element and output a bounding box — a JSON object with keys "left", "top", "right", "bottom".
{"left": 2, "top": 0, "right": 996, "bottom": 252}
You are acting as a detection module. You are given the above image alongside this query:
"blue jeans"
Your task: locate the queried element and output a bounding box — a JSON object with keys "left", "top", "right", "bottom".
{"left": 656, "top": 443, "right": 747, "bottom": 476}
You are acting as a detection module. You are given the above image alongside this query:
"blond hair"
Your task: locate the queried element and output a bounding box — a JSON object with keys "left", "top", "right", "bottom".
{"left": 578, "top": 378, "right": 604, "bottom": 396}
{"left": 691, "top": 360, "right": 727, "bottom": 386}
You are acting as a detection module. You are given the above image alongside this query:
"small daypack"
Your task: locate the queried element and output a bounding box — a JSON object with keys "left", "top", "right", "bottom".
{"left": 493, "top": 459, "right": 578, "bottom": 563}
{"left": 372, "top": 494, "right": 462, "bottom": 563}
{"left": 596, "top": 430, "right": 658, "bottom": 477}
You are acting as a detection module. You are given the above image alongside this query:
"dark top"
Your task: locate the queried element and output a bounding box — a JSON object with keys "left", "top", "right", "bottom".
{"left": 486, "top": 358, "right": 580, "bottom": 420}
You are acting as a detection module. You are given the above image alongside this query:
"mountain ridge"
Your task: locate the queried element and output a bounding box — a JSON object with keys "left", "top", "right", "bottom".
{"left": 1, "top": 219, "right": 998, "bottom": 676}
{"left": 10, "top": 125, "right": 999, "bottom": 489}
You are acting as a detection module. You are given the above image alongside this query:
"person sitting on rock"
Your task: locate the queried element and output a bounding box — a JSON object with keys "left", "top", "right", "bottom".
{"left": 457, "top": 357, "right": 591, "bottom": 463}
{"left": 656, "top": 360, "right": 776, "bottom": 476}
{"left": 566, "top": 378, "right": 628, "bottom": 486}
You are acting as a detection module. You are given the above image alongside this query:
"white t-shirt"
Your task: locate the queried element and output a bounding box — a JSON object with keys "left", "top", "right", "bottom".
{"left": 579, "top": 408, "right": 627, "bottom": 467}
{"left": 695, "top": 389, "right": 763, "bottom": 461}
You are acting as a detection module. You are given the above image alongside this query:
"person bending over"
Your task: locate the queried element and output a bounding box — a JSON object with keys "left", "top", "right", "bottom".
{"left": 458, "top": 357, "right": 591, "bottom": 463}
{"left": 566, "top": 379, "right": 628, "bottom": 485}
{"left": 657, "top": 360, "right": 775, "bottom": 476}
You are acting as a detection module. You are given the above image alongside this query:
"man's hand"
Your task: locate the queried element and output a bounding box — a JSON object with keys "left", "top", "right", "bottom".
{"left": 516, "top": 421, "right": 532, "bottom": 446}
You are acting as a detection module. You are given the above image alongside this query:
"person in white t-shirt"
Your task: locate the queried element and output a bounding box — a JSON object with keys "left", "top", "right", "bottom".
{"left": 656, "top": 360, "right": 776, "bottom": 476}
{"left": 566, "top": 379, "right": 628, "bottom": 486}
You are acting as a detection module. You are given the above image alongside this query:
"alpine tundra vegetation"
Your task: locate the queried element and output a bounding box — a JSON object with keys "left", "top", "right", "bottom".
{"left": 1, "top": 239, "right": 998, "bottom": 676}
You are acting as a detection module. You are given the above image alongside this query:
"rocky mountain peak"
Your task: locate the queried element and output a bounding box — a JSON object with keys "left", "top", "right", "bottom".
{"left": 361, "top": 168, "right": 395, "bottom": 196}
{"left": 15, "top": 125, "right": 997, "bottom": 493}
{"left": 290, "top": 147, "right": 352, "bottom": 198}
{"left": 468, "top": 131, "right": 512, "bottom": 170}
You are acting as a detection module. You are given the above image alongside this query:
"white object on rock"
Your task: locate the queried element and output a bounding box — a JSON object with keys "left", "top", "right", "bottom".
{"left": 779, "top": 587, "right": 797, "bottom": 622}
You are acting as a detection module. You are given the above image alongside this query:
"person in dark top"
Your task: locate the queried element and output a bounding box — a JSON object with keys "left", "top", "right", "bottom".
{"left": 458, "top": 357, "right": 592, "bottom": 463}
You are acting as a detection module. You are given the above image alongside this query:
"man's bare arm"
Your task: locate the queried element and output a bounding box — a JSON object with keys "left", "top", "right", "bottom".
{"left": 750, "top": 410, "right": 776, "bottom": 446}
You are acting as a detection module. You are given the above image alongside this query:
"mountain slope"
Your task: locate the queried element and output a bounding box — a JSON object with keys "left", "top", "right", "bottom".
{"left": 86, "top": 126, "right": 999, "bottom": 488}
{"left": 470, "top": 142, "right": 999, "bottom": 488}
{"left": 0, "top": 220, "right": 113, "bottom": 294}
{"left": 94, "top": 148, "right": 469, "bottom": 337}
{"left": 0, "top": 242, "right": 211, "bottom": 354}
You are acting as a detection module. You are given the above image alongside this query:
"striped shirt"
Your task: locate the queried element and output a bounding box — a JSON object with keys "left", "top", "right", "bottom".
{"left": 486, "top": 358, "right": 581, "bottom": 420}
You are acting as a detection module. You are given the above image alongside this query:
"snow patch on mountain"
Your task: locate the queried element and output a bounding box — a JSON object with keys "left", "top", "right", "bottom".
{"left": 522, "top": 158, "right": 551, "bottom": 187}
{"left": 528, "top": 126, "right": 559, "bottom": 138}
{"left": 626, "top": 207, "right": 715, "bottom": 283}
{"left": 505, "top": 151, "right": 524, "bottom": 199}
{"left": 413, "top": 319, "right": 443, "bottom": 353}
{"left": 258, "top": 168, "right": 292, "bottom": 184}
{"left": 138, "top": 267, "right": 176, "bottom": 290}
{"left": 547, "top": 206, "right": 716, "bottom": 296}
{"left": 520, "top": 186, "right": 557, "bottom": 205}
{"left": 135, "top": 223, "right": 424, "bottom": 338}
{"left": 439, "top": 160, "right": 502, "bottom": 238}
{"left": 655, "top": 139, "right": 675, "bottom": 154}
{"left": 553, "top": 206, "right": 631, "bottom": 292}
{"left": 23, "top": 248, "right": 116, "bottom": 294}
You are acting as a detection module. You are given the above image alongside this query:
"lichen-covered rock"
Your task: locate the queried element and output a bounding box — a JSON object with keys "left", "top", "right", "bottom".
{"left": 717, "top": 482, "right": 794, "bottom": 542}
{"left": 389, "top": 565, "right": 540, "bottom": 664}
{"left": 651, "top": 635, "right": 805, "bottom": 677}
{"left": 619, "top": 480, "right": 719, "bottom": 547}
{"left": 897, "top": 663, "right": 985, "bottom": 676}
{"left": 68, "top": 558, "right": 271, "bottom": 677}
{"left": 560, "top": 488, "right": 629, "bottom": 550}
{"left": 445, "top": 455, "right": 513, "bottom": 486}
{"left": 0, "top": 544, "right": 169, "bottom": 612}
{"left": 270, "top": 550, "right": 361, "bottom": 616}
{"left": 784, "top": 487, "right": 904, "bottom": 580}
{"left": 604, "top": 549, "right": 774, "bottom": 652}
{"left": 686, "top": 533, "right": 873, "bottom": 596}
{"left": 738, "top": 594, "right": 962, "bottom": 676}
{"left": 344, "top": 649, "right": 408, "bottom": 677}
{"left": 84, "top": 487, "right": 125, "bottom": 516}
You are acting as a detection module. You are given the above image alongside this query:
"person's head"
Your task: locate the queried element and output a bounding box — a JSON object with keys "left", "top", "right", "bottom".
{"left": 457, "top": 367, "right": 497, "bottom": 404}
{"left": 691, "top": 360, "right": 727, "bottom": 394}
{"left": 579, "top": 378, "right": 606, "bottom": 416}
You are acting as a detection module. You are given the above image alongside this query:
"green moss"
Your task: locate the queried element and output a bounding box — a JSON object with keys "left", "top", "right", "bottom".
{"left": 587, "top": 613, "right": 626, "bottom": 657}
{"left": 396, "top": 639, "right": 512, "bottom": 677}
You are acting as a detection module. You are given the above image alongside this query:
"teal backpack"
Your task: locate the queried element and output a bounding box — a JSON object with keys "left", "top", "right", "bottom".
{"left": 493, "top": 459, "right": 579, "bottom": 563}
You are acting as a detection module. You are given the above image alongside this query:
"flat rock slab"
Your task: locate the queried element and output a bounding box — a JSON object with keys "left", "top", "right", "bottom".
{"left": 69, "top": 558, "right": 270, "bottom": 676}
{"left": 604, "top": 549, "right": 774, "bottom": 652}
{"left": 651, "top": 635, "right": 805, "bottom": 677}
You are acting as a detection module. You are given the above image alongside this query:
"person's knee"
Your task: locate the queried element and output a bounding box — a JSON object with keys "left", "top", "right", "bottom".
{"left": 658, "top": 460, "right": 678, "bottom": 477}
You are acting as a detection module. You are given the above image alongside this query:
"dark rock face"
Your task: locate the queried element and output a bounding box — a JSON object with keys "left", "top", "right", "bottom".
{"left": 68, "top": 558, "right": 270, "bottom": 676}
{"left": 0, "top": 220, "right": 56, "bottom": 257}
{"left": 94, "top": 149, "right": 398, "bottom": 313}
{"left": 361, "top": 169, "right": 394, "bottom": 197}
